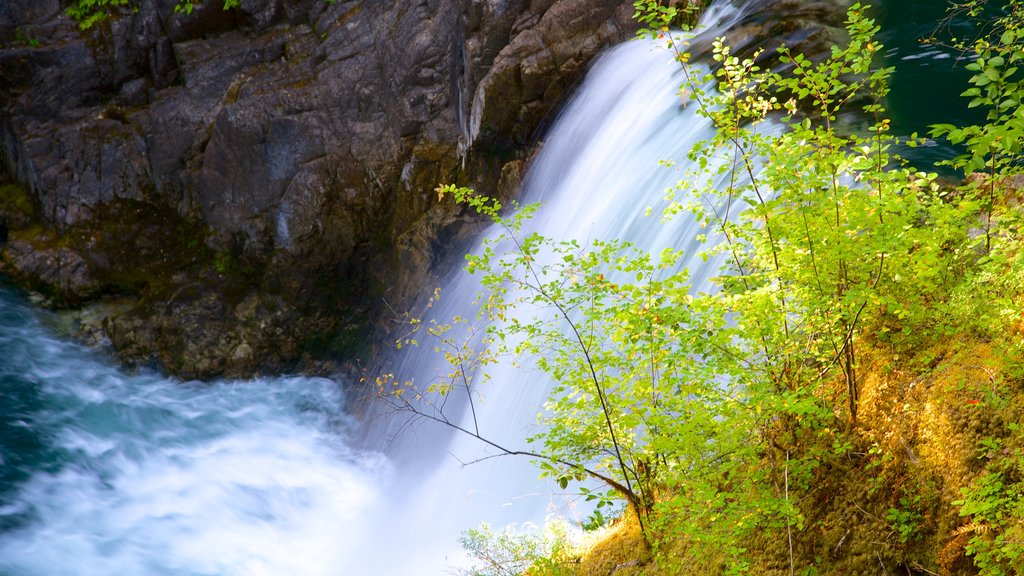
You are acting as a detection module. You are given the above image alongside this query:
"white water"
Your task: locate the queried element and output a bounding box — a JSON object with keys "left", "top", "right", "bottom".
{"left": 367, "top": 3, "right": 765, "bottom": 574}
{"left": 0, "top": 2, "right": 767, "bottom": 574}
{"left": 0, "top": 294, "right": 390, "bottom": 575}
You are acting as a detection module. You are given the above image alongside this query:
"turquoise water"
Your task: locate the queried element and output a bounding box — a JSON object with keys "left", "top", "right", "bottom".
{"left": 877, "top": 0, "right": 988, "bottom": 171}
{"left": 0, "top": 292, "right": 60, "bottom": 534}
{"left": 0, "top": 283, "right": 391, "bottom": 575}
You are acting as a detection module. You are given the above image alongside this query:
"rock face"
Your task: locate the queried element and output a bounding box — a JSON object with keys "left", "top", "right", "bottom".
{"left": 0, "top": 0, "right": 847, "bottom": 379}
{"left": 0, "top": 0, "right": 636, "bottom": 378}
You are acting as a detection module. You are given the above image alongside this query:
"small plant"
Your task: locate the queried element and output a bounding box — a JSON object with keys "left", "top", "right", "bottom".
{"left": 580, "top": 509, "right": 607, "bottom": 533}
{"left": 866, "top": 444, "right": 896, "bottom": 497}
{"left": 67, "top": 0, "right": 338, "bottom": 29}
{"left": 886, "top": 496, "right": 923, "bottom": 543}
{"left": 67, "top": 0, "right": 239, "bottom": 29}
{"left": 14, "top": 27, "right": 40, "bottom": 47}
{"left": 953, "top": 421, "right": 1024, "bottom": 574}
{"left": 633, "top": 0, "right": 708, "bottom": 30}
{"left": 213, "top": 251, "right": 232, "bottom": 274}
{"left": 174, "top": 0, "right": 238, "bottom": 15}
{"left": 457, "top": 521, "right": 577, "bottom": 576}
{"left": 66, "top": 0, "right": 131, "bottom": 30}
{"left": 577, "top": 485, "right": 617, "bottom": 533}
{"left": 953, "top": 471, "right": 1024, "bottom": 575}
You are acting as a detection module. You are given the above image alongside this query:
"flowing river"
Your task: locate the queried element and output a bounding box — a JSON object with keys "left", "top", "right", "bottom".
{"left": 0, "top": 282, "right": 393, "bottom": 575}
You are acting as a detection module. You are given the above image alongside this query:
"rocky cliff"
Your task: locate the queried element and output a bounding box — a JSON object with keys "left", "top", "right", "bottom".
{"left": 0, "top": 0, "right": 636, "bottom": 378}
{"left": 0, "top": 0, "right": 847, "bottom": 379}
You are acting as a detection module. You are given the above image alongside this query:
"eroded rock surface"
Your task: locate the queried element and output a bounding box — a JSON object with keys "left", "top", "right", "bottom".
{"left": 0, "top": 0, "right": 636, "bottom": 377}
{"left": 0, "top": 0, "right": 846, "bottom": 378}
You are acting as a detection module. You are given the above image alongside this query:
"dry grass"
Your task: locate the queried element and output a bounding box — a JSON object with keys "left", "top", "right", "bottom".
{"left": 563, "top": 337, "right": 1023, "bottom": 575}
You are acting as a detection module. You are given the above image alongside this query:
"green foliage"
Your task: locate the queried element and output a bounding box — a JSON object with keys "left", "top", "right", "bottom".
{"left": 579, "top": 505, "right": 612, "bottom": 532}
{"left": 930, "top": 0, "right": 1024, "bottom": 176}
{"left": 67, "top": 0, "right": 238, "bottom": 29}
{"left": 644, "top": 5, "right": 1019, "bottom": 567}
{"left": 886, "top": 496, "right": 923, "bottom": 543}
{"left": 930, "top": 0, "right": 1024, "bottom": 257}
{"left": 954, "top": 470, "right": 1024, "bottom": 574}
{"left": 67, "top": 0, "right": 337, "bottom": 28}
{"left": 388, "top": 1, "right": 1024, "bottom": 574}
{"left": 212, "top": 251, "right": 232, "bottom": 274}
{"left": 663, "top": 3, "right": 979, "bottom": 428}
{"left": 14, "top": 27, "right": 40, "bottom": 47}
{"left": 66, "top": 0, "right": 131, "bottom": 30}
{"left": 633, "top": 0, "right": 708, "bottom": 33}
{"left": 443, "top": 182, "right": 765, "bottom": 543}
{"left": 954, "top": 418, "right": 1024, "bottom": 574}
{"left": 457, "top": 521, "right": 577, "bottom": 576}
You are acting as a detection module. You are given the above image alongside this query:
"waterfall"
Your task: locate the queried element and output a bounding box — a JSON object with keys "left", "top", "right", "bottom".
{"left": 366, "top": 2, "right": 772, "bottom": 573}
{"left": 0, "top": 1, "right": 783, "bottom": 574}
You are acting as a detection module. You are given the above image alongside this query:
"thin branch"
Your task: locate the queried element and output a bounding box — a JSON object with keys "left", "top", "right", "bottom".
{"left": 501, "top": 223, "right": 645, "bottom": 527}
{"left": 786, "top": 451, "right": 795, "bottom": 576}
{"left": 379, "top": 390, "right": 638, "bottom": 501}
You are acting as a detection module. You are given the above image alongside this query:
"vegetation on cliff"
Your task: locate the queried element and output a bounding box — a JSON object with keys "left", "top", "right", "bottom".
{"left": 66, "top": 0, "right": 346, "bottom": 29}
{"left": 67, "top": 0, "right": 254, "bottom": 29}
{"left": 381, "top": 0, "right": 1024, "bottom": 574}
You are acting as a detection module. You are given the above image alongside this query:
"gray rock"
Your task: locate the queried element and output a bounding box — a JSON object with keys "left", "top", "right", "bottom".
{"left": 0, "top": 0, "right": 845, "bottom": 378}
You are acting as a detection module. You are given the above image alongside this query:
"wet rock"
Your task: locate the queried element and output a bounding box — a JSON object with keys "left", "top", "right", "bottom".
{"left": 0, "top": 179, "right": 35, "bottom": 232}
{"left": 685, "top": 0, "right": 851, "bottom": 65}
{"left": 468, "top": 0, "right": 635, "bottom": 149}
{"left": 0, "top": 0, "right": 640, "bottom": 378}
{"left": 0, "top": 0, "right": 848, "bottom": 379}
{"left": 1, "top": 237, "right": 100, "bottom": 304}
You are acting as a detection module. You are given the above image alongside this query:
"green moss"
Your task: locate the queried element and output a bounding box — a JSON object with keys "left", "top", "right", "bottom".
{"left": 302, "top": 322, "right": 370, "bottom": 363}
{"left": 0, "top": 182, "right": 36, "bottom": 220}
{"left": 67, "top": 200, "right": 197, "bottom": 294}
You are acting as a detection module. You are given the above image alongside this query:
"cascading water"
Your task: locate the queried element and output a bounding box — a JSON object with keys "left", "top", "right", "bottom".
{"left": 364, "top": 3, "right": 767, "bottom": 574}
{"left": 0, "top": 2, "right": 789, "bottom": 574}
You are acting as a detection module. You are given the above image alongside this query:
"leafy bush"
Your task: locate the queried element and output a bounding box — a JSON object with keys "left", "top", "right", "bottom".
{"left": 381, "top": 0, "right": 1024, "bottom": 573}
{"left": 67, "top": 0, "right": 241, "bottom": 29}
{"left": 458, "top": 521, "right": 577, "bottom": 576}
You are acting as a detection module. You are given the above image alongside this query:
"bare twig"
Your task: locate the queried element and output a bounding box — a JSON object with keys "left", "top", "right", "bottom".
{"left": 834, "top": 528, "right": 850, "bottom": 555}
{"left": 786, "top": 451, "right": 795, "bottom": 576}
